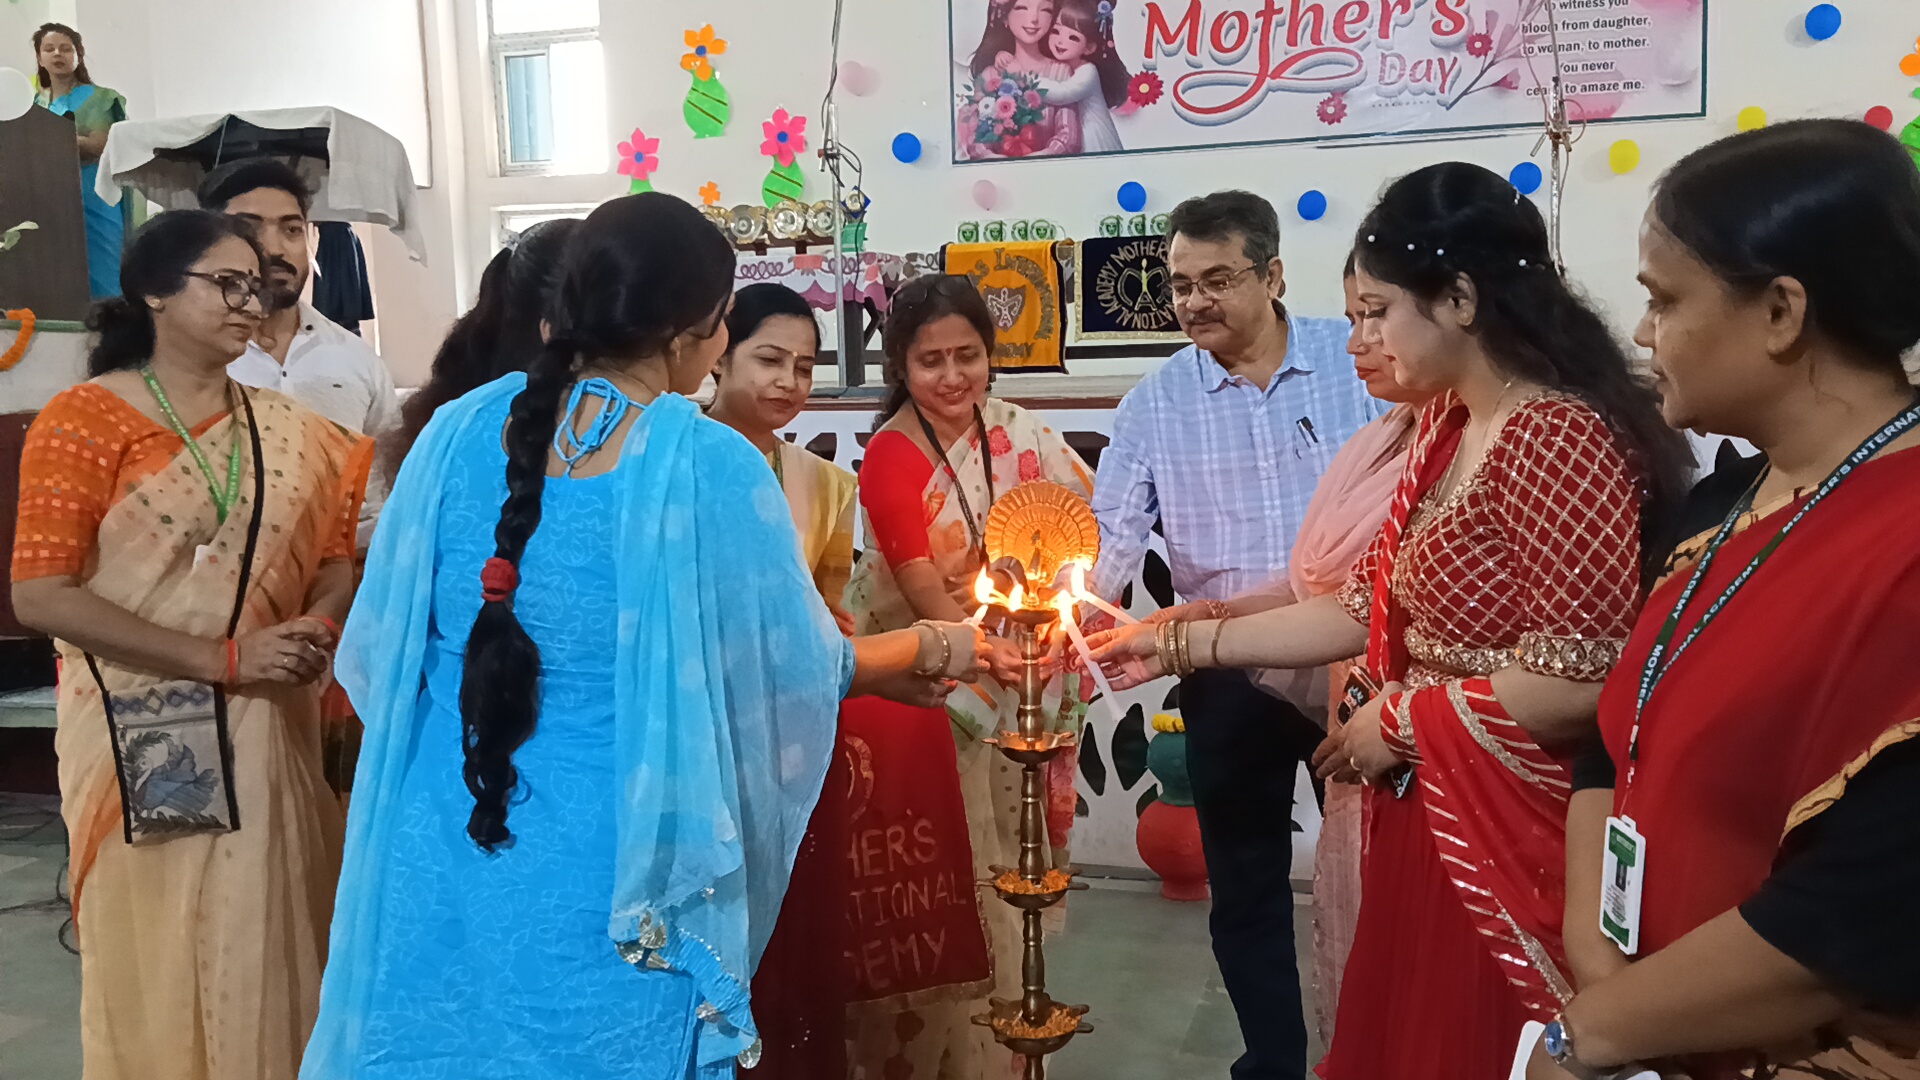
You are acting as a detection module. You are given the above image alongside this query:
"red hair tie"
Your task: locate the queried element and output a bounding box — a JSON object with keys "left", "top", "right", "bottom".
{"left": 480, "top": 557, "right": 519, "bottom": 603}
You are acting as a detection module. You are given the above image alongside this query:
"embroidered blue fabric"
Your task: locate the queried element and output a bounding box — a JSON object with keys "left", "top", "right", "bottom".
{"left": 306, "top": 375, "right": 852, "bottom": 1078}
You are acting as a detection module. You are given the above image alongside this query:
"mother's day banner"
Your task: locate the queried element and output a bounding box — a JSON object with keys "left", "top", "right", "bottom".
{"left": 948, "top": 0, "right": 1707, "bottom": 161}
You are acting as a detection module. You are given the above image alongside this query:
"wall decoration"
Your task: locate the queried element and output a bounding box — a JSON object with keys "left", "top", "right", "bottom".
{"left": 1075, "top": 235, "right": 1183, "bottom": 342}
{"left": 1802, "top": 4, "right": 1841, "bottom": 42}
{"left": 1608, "top": 139, "right": 1641, "bottom": 174}
{"left": 737, "top": 251, "right": 907, "bottom": 311}
{"left": 891, "top": 132, "right": 923, "bottom": 163}
{"left": 972, "top": 178, "right": 1001, "bottom": 211}
{"left": 681, "top": 25, "right": 731, "bottom": 138}
{"left": 616, "top": 128, "right": 660, "bottom": 193}
{"left": 1099, "top": 215, "right": 1123, "bottom": 237}
{"left": 1117, "top": 181, "right": 1148, "bottom": 213}
{"left": 1866, "top": 106, "right": 1895, "bottom": 131}
{"left": 1903, "top": 37, "right": 1920, "bottom": 77}
{"left": 1149, "top": 213, "right": 1169, "bottom": 234}
{"left": 1509, "top": 161, "right": 1543, "bottom": 195}
{"left": 983, "top": 220, "right": 1007, "bottom": 242}
{"left": 1737, "top": 105, "right": 1768, "bottom": 131}
{"left": 699, "top": 182, "right": 722, "bottom": 206}
{"left": 1296, "top": 190, "right": 1328, "bottom": 221}
{"left": 945, "top": 0, "right": 1707, "bottom": 163}
{"left": 947, "top": 240, "right": 1065, "bottom": 371}
{"left": 839, "top": 60, "right": 879, "bottom": 97}
{"left": 760, "top": 109, "right": 810, "bottom": 208}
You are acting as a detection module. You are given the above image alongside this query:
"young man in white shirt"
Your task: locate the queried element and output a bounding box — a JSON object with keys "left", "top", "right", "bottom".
{"left": 199, "top": 159, "right": 400, "bottom": 548}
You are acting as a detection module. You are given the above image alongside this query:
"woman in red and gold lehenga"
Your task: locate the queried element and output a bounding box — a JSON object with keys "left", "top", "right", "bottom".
{"left": 1090, "top": 162, "right": 1692, "bottom": 1078}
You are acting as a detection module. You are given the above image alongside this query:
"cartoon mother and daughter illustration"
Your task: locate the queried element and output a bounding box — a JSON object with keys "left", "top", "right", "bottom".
{"left": 959, "top": 0, "right": 1135, "bottom": 159}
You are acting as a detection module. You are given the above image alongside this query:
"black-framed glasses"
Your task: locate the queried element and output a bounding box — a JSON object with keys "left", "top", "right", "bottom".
{"left": 1169, "top": 263, "right": 1261, "bottom": 303}
{"left": 184, "top": 271, "right": 266, "bottom": 313}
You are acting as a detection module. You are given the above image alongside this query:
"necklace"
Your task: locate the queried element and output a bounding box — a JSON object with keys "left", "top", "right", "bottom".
{"left": 1433, "top": 379, "right": 1517, "bottom": 503}
{"left": 141, "top": 365, "right": 244, "bottom": 524}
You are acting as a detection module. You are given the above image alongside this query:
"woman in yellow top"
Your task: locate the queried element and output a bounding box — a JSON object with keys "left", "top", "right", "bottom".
{"left": 705, "top": 281, "right": 859, "bottom": 1079}
{"left": 707, "top": 283, "right": 856, "bottom": 627}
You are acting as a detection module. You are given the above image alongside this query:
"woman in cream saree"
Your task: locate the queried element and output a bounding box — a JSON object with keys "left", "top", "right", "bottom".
{"left": 844, "top": 275, "right": 1093, "bottom": 1078}
{"left": 11, "top": 213, "right": 369, "bottom": 1080}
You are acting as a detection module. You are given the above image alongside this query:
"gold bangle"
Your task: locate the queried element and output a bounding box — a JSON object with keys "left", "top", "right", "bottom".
{"left": 1175, "top": 621, "right": 1193, "bottom": 677}
{"left": 1210, "top": 618, "right": 1229, "bottom": 669}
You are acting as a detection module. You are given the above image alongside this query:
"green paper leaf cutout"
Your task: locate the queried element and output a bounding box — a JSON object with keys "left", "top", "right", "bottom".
{"left": 1903, "top": 114, "right": 1920, "bottom": 171}
{"left": 761, "top": 159, "right": 805, "bottom": 208}
{"left": 629, "top": 177, "right": 654, "bottom": 194}
{"left": 684, "top": 74, "right": 730, "bottom": 139}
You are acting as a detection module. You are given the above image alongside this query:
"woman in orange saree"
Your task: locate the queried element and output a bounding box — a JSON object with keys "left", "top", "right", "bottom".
{"left": 11, "top": 211, "right": 370, "bottom": 1080}
{"left": 1090, "top": 163, "right": 1691, "bottom": 1078}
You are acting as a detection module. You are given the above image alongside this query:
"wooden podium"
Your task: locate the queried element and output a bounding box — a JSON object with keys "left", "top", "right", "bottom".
{"left": 0, "top": 106, "right": 92, "bottom": 321}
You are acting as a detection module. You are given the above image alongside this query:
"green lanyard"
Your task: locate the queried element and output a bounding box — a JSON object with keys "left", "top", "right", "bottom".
{"left": 1624, "top": 399, "right": 1920, "bottom": 799}
{"left": 141, "top": 365, "right": 244, "bottom": 525}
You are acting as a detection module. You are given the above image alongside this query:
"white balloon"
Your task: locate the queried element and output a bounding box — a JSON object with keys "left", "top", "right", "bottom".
{"left": 0, "top": 68, "right": 34, "bottom": 123}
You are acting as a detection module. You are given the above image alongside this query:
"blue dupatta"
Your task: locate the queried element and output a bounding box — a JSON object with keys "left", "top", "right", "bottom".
{"left": 303, "top": 375, "right": 852, "bottom": 1074}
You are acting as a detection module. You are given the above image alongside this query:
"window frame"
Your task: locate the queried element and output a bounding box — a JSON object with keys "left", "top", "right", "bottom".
{"left": 494, "top": 203, "right": 601, "bottom": 253}
{"left": 488, "top": 23, "right": 599, "bottom": 177}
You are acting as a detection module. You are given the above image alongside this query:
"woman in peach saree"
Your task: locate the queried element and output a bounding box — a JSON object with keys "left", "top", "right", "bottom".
{"left": 11, "top": 211, "right": 370, "bottom": 1080}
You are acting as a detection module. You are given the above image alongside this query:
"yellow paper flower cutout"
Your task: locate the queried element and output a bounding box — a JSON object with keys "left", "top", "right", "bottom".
{"left": 681, "top": 25, "right": 727, "bottom": 82}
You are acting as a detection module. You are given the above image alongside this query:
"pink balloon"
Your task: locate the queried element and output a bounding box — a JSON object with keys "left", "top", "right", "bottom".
{"left": 972, "top": 179, "right": 1000, "bottom": 211}
{"left": 839, "top": 61, "right": 878, "bottom": 97}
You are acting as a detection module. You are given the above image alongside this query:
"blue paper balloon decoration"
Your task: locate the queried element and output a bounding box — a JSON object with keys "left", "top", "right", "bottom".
{"left": 1297, "top": 189, "right": 1328, "bottom": 221}
{"left": 1510, "top": 161, "right": 1543, "bottom": 195}
{"left": 1804, "top": 4, "right": 1841, "bottom": 41}
{"left": 1118, "top": 181, "right": 1148, "bottom": 213}
{"left": 891, "top": 132, "right": 922, "bottom": 164}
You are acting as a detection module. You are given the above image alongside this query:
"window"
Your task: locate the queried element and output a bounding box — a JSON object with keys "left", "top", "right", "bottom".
{"left": 496, "top": 204, "right": 600, "bottom": 252}
{"left": 488, "top": 0, "right": 608, "bottom": 176}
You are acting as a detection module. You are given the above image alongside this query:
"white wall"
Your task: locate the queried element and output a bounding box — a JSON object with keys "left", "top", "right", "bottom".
{"left": 24, "top": 1, "right": 1918, "bottom": 386}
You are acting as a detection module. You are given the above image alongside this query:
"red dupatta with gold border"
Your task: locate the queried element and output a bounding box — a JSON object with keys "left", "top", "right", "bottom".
{"left": 1351, "top": 392, "right": 1646, "bottom": 1020}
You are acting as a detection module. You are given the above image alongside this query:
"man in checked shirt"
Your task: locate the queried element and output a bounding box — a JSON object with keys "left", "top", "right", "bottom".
{"left": 1089, "top": 191, "right": 1384, "bottom": 1080}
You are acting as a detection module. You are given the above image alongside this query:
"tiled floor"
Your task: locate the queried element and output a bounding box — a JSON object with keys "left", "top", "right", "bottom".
{"left": 0, "top": 795, "right": 1320, "bottom": 1080}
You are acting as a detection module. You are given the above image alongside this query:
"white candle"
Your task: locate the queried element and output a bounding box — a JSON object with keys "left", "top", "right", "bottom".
{"left": 1056, "top": 597, "right": 1122, "bottom": 725}
{"left": 1067, "top": 560, "right": 1139, "bottom": 626}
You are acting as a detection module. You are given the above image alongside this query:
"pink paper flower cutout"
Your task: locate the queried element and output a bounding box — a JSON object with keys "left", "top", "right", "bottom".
{"left": 761, "top": 109, "right": 809, "bottom": 167}
{"left": 1317, "top": 92, "right": 1348, "bottom": 126}
{"left": 617, "top": 129, "right": 659, "bottom": 181}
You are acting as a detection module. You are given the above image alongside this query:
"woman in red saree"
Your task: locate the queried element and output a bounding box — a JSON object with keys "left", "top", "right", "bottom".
{"left": 1091, "top": 162, "right": 1691, "bottom": 1078}
{"left": 1526, "top": 121, "right": 1920, "bottom": 1080}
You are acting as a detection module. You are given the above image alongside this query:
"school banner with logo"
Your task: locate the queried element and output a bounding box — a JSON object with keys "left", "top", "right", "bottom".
{"left": 948, "top": 0, "right": 1707, "bottom": 162}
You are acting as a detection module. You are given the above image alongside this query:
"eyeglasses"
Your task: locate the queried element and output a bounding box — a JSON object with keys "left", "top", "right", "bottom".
{"left": 185, "top": 271, "right": 265, "bottom": 313}
{"left": 1169, "top": 264, "right": 1260, "bottom": 303}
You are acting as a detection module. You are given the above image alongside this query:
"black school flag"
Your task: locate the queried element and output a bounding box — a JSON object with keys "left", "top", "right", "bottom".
{"left": 1074, "top": 235, "right": 1186, "bottom": 342}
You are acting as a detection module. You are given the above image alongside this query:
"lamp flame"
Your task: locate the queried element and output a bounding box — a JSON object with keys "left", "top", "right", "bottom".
{"left": 1008, "top": 583, "right": 1025, "bottom": 611}
{"left": 974, "top": 570, "right": 995, "bottom": 605}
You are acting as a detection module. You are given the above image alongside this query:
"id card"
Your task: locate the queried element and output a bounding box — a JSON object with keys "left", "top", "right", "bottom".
{"left": 1600, "top": 815, "right": 1646, "bottom": 955}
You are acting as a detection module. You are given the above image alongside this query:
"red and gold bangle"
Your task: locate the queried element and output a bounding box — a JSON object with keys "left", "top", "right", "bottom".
{"left": 1379, "top": 689, "right": 1421, "bottom": 763}
{"left": 314, "top": 616, "right": 343, "bottom": 640}
{"left": 224, "top": 638, "right": 240, "bottom": 686}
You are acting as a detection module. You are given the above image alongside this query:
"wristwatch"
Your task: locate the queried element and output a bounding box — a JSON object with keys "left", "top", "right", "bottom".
{"left": 1543, "top": 1018, "right": 1644, "bottom": 1080}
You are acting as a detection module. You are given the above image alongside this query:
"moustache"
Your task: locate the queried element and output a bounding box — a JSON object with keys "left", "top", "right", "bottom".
{"left": 266, "top": 257, "right": 300, "bottom": 278}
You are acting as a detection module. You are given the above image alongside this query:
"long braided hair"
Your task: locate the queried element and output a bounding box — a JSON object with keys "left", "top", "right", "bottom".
{"left": 459, "top": 193, "right": 735, "bottom": 850}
